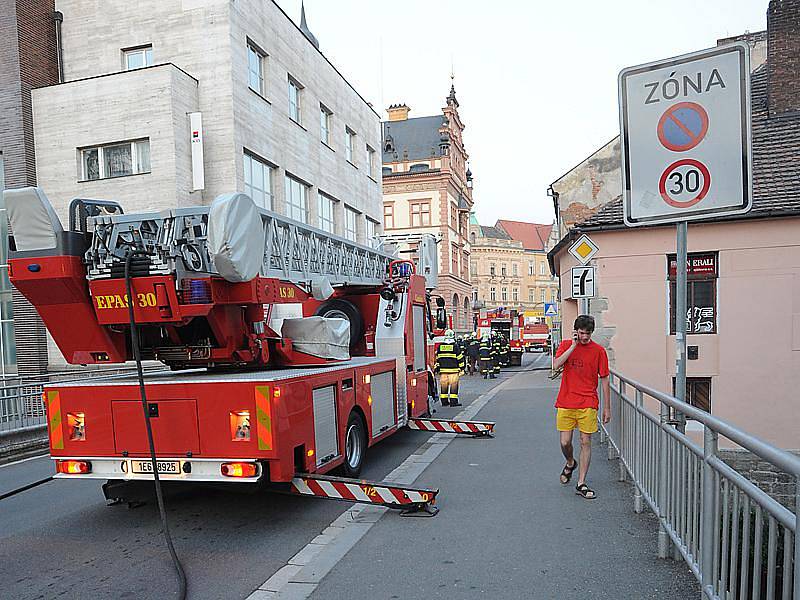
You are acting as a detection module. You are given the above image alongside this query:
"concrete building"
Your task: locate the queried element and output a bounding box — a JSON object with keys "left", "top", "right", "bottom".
{"left": 547, "top": 6, "right": 800, "bottom": 449}
{"left": 30, "top": 0, "right": 383, "bottom": 366}
{"left": 470, "top": 218, "right": 557, "bottom": 320}
{"left": 381, "top": 87, "right": 474, "bottom": 331}
{"left": 32, "top": 0, "right": 382, "bottom": 237}
{"left": 0, "top": 0, "right": 60, "bottom": 375}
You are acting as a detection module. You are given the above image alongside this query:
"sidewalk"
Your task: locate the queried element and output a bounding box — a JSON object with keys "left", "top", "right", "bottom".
{"left": 307, "top": 361, "right": 700, "bottom": 599}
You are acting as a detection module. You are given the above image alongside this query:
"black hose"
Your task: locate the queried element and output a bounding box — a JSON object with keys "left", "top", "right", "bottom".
{"left": 124, "top": 251, "right": 187, "bottom": 600}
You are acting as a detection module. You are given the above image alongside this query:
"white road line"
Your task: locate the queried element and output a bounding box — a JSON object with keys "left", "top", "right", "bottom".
{"left": 0, "top": 453, "right": 49, "bottom": 469}
{"left": 247, "top": 359, "right": 536, "bottom": 600}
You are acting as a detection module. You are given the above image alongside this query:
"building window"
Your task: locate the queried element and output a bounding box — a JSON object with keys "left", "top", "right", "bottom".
{"left": 490, "top": 263, "right": 496, "bottom": 277}
{"left": 551, "top": 290, "right": 557, "bottom": 302}
{"left": 243, "top": 151, "right": 273, "bottom": 209}
{"left": 317, "top": 192, "right": 334, "bottom": 233}
{"left": 472, "top": 289, "right": 478, "bottom": 303}
{"left": 0, "top": 159, "right": 16, "bottom": 375}
{"left": 501, "top": 287, "right": 508, "bottom": 302}
{"left": 528, "top": 288, "right": 535, "bottom": 302}
{"left": 247, "top": 42, "right": 266, "bottom": 95}
{"left": 512, "top": 263, "right": 518, "bottom": 277}
{"left": 528, "top": 262, "right": 534, "bottom": 276}
{"left": 288, "top": 76, "right": 302, "bottom": 123}
{"left": 450, "top": 204, "right": 458, "bottom": 230}
{"left": 123, "top": 45, "right": 153, "bottom": 70}
{"left": 451, "top": 244, "right": 459, "bottom": 276}
{"left": 365, "top": 218, "right": 378, "bottom": 241}
{"left": 490, "top": 287, "right": 496, "bottom": 302}
{"left": 410, "top": 202, "right": 430, "bottom": 227}
{"left": 540, "top": 261, "right": 546, "bottom": 276}
{"left": 470, "top": 262, "right": 477, "bottom": 276}
{"left": 512, "top": 288, "right": 519, "bottom": 302}
{"left": 284, "top": 175, "right": 308, "bottom": 223}
{"left": 383, "top": 203, "right": 394, "bottom": 229}
{"left": 320, "top": 104, "right": 332, "bottom": 146}
{"left": 345, "top": 128, "right": 355, "bottom": 163}
{"left": 672, "top": 377, "right": 712, "bottom": 418}
{"left": 501, "top": 263, "right": 507, "bottom": 277}
{"left": 80, "top": 139, "right": 150, "bottom": 181}
{"left": 668, "top": 253, "right": 717, "bottom": 334}
{"left": 541, "top": 289, "right": 546, "bottom": 303}
{"left": 344, "top": 206, "right": 358, "bottom": 241}
{"left": 366, "top": 145, "right": 377, "bottom": 179}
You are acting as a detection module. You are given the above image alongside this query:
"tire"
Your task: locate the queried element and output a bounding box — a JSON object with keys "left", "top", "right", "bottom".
{"left": 342, "top": 411, "right": 367, "bottom": 478}
{"left": 314, "top": 299, "right": 364, "bottom": 351}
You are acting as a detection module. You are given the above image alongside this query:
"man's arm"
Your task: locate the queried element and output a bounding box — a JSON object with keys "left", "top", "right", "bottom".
{"left": 552, "top": 342, "right": 576, "bottom": 370}
{"left": 601, "top": 376, "right": 611, "bottom": 423}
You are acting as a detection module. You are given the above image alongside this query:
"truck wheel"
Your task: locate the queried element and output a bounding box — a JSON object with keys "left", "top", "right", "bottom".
{"left": 315, "top": 299, "right": 364, "bottom": 351}
{"left": 342, "top": 411, "right": 367, "bottom": 478}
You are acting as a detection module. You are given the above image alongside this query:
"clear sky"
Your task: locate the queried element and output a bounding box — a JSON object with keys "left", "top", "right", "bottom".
{"left": 275, "top": 0, "right": 768, "bottom": 226}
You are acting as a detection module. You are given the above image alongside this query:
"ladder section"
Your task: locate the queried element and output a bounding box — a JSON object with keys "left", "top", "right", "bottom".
{"left": 85, "top": 200, "right": 394, "bottom": 286}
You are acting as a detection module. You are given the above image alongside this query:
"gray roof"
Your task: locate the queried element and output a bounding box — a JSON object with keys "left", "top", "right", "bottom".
{"left": 479, "top": 225, "right": 512, "bottom": 240}
{"left": 382, "top": 116, "right": 446, "bottom": 163}
{"left": 577, "top": 63, "right": 800, "bottom": 231}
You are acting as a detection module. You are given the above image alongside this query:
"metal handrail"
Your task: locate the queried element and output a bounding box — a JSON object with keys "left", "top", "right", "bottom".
{"left": 602, "top": 368, "right": 799, "bottom": 600}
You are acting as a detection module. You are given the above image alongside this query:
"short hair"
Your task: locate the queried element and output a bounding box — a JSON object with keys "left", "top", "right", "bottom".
{"left": 574, "top": 315, "right": 595, "bottom": 333}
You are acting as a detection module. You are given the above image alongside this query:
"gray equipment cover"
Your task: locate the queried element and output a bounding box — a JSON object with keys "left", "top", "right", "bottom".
{"left": 207, "top": 192, "right": 265, "bottom": 282}
{"left": 281, "top": 316, "right": 350, "bottom": 361}
{"left": 4, "top": 187, "right": 64, "bottom": 251}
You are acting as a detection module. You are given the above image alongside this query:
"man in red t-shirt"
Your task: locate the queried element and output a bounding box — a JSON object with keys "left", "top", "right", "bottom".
{"left": 552, "top": 315, "right": 610, "bottom": 500}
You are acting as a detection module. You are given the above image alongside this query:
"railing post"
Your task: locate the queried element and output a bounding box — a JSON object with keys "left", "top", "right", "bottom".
{"left": 701, "top": 424, "right": 719, "bottom": 597}
{"left": 612, "top": 381, "right": 624, "bottom": 464}
{"left": 657, "top": 398, "right": 670, "bottom": 559}
{"left": 633, "top": 389, "right": 643, "bottom": 514}
{"left": 795, "top": 475, "right": 800, "bottom": 600}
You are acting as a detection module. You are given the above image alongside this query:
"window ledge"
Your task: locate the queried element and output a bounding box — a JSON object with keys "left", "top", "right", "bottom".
{"left": 322, "top": 141, "right": 335, "bottom": 152}
{"left": 78, "top": 171, "right": 151, "bottom": 183}
{"left": 290, "top": 117, "right": 306, "bottom": 131}
{"left": 368, "top": 175, "right": 378, "bottom": 184}
{"left": 249, "top": 87, "right": 271, "bottom": 105}
{"left": 347, "top": 160, "right": 358, "bottom": 169}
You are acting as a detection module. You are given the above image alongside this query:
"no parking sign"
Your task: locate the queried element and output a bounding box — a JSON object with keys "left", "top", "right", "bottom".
{"left": 619, "top": 43, "right": 752, "bottom": 226}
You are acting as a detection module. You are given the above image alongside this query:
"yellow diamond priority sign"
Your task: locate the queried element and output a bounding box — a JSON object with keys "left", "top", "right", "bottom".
{"left": 568, "top": 234, "right": 599, "bottom": 265}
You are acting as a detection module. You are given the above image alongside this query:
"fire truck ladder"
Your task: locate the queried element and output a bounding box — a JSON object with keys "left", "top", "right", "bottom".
{"left": 407, "top": 418, "right": 495, "bottom": 437}
{"left": 85, "top": 194, "right": 394, "bottom": 287}
{"left": 288, "top": 473, "right": 439, "bottom": 516}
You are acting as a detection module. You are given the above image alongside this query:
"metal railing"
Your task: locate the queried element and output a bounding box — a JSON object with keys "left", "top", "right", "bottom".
{"left": 0, "top": 365, "right": 165, "bottom": 433}
{"left": 602, "top": 369, "right": 799, "bottom": 600}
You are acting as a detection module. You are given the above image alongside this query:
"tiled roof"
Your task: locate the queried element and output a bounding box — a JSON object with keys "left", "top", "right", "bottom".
{"left": 382, "top": 116, "right": 446, "bottom": 163}
{"left": 577, "top": 63, "right": 800, "bottom": 231}
{"left": 479, "top": 225, "right": 512, "bottom": 240}
{"left": 495, "top": 220, "right": 553, "bottom": 251}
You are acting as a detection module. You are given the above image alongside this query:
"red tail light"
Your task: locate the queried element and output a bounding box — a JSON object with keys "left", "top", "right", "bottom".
{"left": 56, "top": 460, "right": 92, "bottom": 474}
{"left": 221, "top": 462, "right": 258, "bottom": 478}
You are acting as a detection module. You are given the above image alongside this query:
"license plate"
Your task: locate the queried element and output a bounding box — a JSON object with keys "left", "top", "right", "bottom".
{"left": 131, "top": 460, "right": 181, "bottom": 475}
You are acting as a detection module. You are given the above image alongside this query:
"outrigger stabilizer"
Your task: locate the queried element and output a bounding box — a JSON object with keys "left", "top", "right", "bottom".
{"left": 288, "top": 473, "right": 440, "bottom": 517}
{"left": 407, "top": 417, "right": 495, "bottom": 437}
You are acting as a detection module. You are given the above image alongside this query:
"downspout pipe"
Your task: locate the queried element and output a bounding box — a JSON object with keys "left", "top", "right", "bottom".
{"left": 53, "top": 11, "right": 64, "bottom": 83}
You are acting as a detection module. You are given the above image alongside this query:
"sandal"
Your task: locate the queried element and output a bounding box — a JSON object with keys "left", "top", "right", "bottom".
{"left": 559, "top": 460, "right": 577, "bottom": 484}
{"left": 575, "top": 483, "right": 597, "bottom": 499}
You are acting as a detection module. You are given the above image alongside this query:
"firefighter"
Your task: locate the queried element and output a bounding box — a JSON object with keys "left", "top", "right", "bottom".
{"left": 479, "top": 333, "right": 495, "bottom": 379}
{"left": 467, "top": 334, "right": 480, "bottom": 375}
{"left": 491, "top": 332, "right": 503, "bottom": 376}
{"left": 436, "top": 330, "right": 463, "bottom": 406}
{"left": 500, "top": 333, "right": 511, "bottom": 367}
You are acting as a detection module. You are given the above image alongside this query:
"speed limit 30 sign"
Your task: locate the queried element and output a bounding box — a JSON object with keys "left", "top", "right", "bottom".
{"left": 619, "top": 43, "right": 752, "bottom": 226}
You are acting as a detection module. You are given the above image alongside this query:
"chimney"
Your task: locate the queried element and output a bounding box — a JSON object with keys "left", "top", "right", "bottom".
{"left": 387, "top": 104, "right": 410, "bottom": 121}
{"left": 767, "top": 0, "right": 800, "bottom": 116}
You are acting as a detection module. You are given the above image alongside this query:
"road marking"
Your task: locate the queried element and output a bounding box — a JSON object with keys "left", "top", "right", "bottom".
{"left": 247, "top": 361, "right": 536, "bottom": 599}
{"left": 0, "top": 453, "right": 49, "bottom": 469}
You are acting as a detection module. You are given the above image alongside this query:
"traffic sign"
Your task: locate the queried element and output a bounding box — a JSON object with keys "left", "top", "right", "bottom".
{"left": 571, "top": 266, "right": 595, "bottom": 299}
{"left": 544, "top": 302, "right": 558, "bottom": 316}
{"left": 568, "top": 234, "right": 599, "bottom": 265}
{"left": 618, "top": 43, "right": 751, "bottom": 227}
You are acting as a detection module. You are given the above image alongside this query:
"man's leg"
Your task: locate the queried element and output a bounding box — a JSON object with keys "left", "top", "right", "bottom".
{"left": 559, "top": 429, "right": 575, "bottom": 465}
{"left": 576, "top": 432, "right": 592, "bottom": 486}
{"left": 450, "top": 375, "right": 461, "bottom": 406}
{"left": 439, "top": 373, "right": 449, "bottom": 406}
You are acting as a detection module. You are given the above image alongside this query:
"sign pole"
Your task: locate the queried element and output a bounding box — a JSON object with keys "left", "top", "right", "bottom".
{"left": 675, "top": 222, "right": 688, "bottom": 432}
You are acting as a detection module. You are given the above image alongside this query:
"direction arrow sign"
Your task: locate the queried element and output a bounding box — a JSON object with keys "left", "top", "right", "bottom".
{"left": 571, "top": 266, "right": 595, "bottom": 299}
{"left": 618, "top": 43, "right": 752, "bottom": 227}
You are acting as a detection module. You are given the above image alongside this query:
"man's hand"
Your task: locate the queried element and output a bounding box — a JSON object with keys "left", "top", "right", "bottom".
{"left": 602, "top": 408, "right": 611, "bottom": 424}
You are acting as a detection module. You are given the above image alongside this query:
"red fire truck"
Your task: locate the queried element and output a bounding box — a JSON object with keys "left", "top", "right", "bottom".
{"left": 476, "top": 311, "right": 523, "bottom": 366}
{"left": 7, "top": 188, "right": 493, "bottom": 512}
{"left": 522, "top": 323, "right": 550, "bottom": 353}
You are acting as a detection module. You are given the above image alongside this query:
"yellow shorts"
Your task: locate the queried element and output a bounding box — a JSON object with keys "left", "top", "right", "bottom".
{"left": 556, "top": 408, "right": 598, "bottom": 434}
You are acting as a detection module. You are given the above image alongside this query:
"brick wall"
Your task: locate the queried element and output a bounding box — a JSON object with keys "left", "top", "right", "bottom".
{"left": 721, "top": 449, "right": 799, "bottom": 510}
{"left": 768, "top": 0, "right": 800, "bottom": 116}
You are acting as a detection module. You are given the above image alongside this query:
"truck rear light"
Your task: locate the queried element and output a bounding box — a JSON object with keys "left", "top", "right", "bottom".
{"left": 220, "top": 462, "right": 258, "bottom": 478}
{"left": 56, "top": 460, "right": 92, "bottom": 474}
{"left": 180, "top": 278, "right": 212, "bottom": 304}
{"left": 364, "top": 374, "right": 371, "bottom": 384}
{"left": 230, "top": 410, "right": 251, "bottom": 441}
{"left": 273, "top": 387, "right": 281, "bottom": 399}
{"left": 66, "top": 412, "right": 86, "bottom": 441}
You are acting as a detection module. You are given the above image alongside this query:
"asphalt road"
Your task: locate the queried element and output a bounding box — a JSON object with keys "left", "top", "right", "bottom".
{"left": 0, "top": 356, "right": 521, "bottom": 600}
